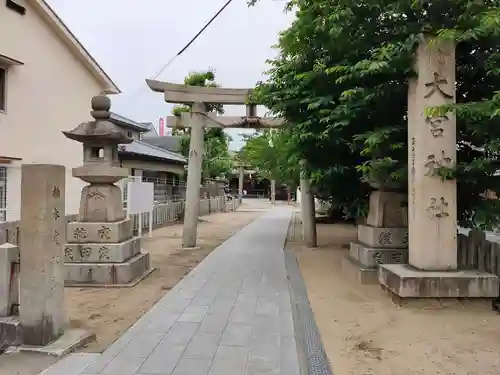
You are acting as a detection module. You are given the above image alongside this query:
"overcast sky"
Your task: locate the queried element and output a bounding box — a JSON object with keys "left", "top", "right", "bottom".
{"left": 47, "top": 0, "right": 294, "bottom": 150}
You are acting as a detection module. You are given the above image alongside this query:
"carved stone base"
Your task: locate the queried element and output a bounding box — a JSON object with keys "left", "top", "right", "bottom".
{"left": 379, "top": 264, "right": 499, "bottom": 298}
{"left": 341, "top": 256, "right": 378, "bottom": 285}
{"left": 65, "top": 252, "right": 153, "bottom": 286}
{"left": 64, "top": 237, "right": 141, "bottom": 263}
{"left": 366, "top": 191, "right": 407, "bottom": 228}
{"left": 350, "top": 241, "right": 408, "bottom": 268}
{"left": 79, "top": 184, "right": 126, "bottom": 222}
{"left": 67, "top": 220, "right": 133, "bottom": 244}
{"left": 0, "top": 317, "right": 22, "bottom": 350}
{"left": 357, "top": 225, "right": 408, "bottom": 249}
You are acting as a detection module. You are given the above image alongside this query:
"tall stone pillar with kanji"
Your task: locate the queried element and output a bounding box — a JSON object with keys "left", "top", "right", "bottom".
{"left": 379, "top": 38, "right": 498, "bottom": 298}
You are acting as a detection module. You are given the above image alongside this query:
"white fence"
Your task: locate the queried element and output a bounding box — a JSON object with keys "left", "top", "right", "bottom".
{"left": 0, "top": 197, "right": 240, "bottom": 245}
{"left": 130, "top": 197, "right": 238, "bottom": 232}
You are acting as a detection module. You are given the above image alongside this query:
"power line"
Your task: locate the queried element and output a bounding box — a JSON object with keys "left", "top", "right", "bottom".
{"left": 119, "top": 0, "right": 234, "bottom": 111}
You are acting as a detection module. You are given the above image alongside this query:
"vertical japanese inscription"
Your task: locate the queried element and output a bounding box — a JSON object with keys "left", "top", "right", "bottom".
{"left": 372, "top": 252, "right": 383, "bottom": 265}
{"left": 411, "top": 137, "right": 416, "bottom": 175}
{"left": 390, "top": 252, "right": 403, "bottom": 263}
{"left": 53, "top": 230, "right": 61, "bottom": 245}
{"left": 378, "top": 231, "right": 393, "bottom": 246}
{"left": 424, "top": 70, "right": 453, "bottom": 137}
{"left": 79, "top": 247, "right": 92, "bottom": 260}
{"left": 52, "top": 185, "right": 61, "bottom": 245}
{"left": 425, "top": 115, "right": 447, "bottom": 138}
{"left": 64, "top": 247, "right": 74, "bottom": 261}
{"left": 402, "top": 231, "right": 409, "bottom": 245}
{"left": 98, "top": 226, "right": 111, "bottom": 240}
{"left": 426, "top": 197, "right": 450, "bottom": 218}
{"left": 424, "top": 72, "right": 453, "bottom": 99}
{"left": 424, "top": 150, "right": 453, "bottom": 177}
{"left": 421, "top": 52, "right": 455, "bottom": 221}
{"left": 99, "top": 246, "right": 110, "bottom": 260}
{"left": 52, "top": 185, "right": 61, "bottom": 198}
{"left": 73, "top": 228, "right": 88, "bottom": 240}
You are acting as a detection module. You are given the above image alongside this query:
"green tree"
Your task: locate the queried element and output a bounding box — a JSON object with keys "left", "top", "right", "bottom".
{"left": 172, "top": 70, "right": 233, "bottom": 179}
{"left": 251, "top": 0, "right": 500, "bottom": 226}
{"left": 237, "top": 128, "right": 300, "bottom": 188}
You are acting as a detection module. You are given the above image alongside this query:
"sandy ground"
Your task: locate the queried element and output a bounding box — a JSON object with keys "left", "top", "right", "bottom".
{"left": 0, "top": 203, "right": 264, "bottom": 375}
{"left": 289, "top": 219, "right": 500, "bottom": 375}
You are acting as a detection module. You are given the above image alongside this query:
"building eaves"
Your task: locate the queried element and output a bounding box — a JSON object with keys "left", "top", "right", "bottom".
{"left": 119, "top": 140, "right": 187, "bottom": 164}
{"left": 33, "top": 0, "right": 120, "bottom": 94}
{"left": 141, "top": 136, "right": 182, "bottom": 153}
{"left": 110, "top": 112, "right": 150, "bottom": 132}
{"left": 141, "top": 122, "right": 158, "bottom": 136}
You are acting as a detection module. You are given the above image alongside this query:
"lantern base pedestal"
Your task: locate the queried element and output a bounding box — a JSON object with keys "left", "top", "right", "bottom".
{"left": 379, "top": 264, "right": 499, "bottom": 299}
{"left": 341, "top": 256, "right": 379, "bottom": 285}
{"left": 64, "top": 252, "right": 154, "bottom": 287}
{"left": 342, "top": 241, "right": 408, "bottom": 285}
{"left": 21, "top": 328, "right": 95, "bottom": 357}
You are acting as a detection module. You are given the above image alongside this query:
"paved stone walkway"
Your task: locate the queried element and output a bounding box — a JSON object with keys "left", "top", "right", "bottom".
{"left": 44, "top": 207, "right": 299, "bottom": 375}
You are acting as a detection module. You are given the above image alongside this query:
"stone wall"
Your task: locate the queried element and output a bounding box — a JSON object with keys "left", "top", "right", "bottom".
{"left": 457, "top": 228, "right": 500, "bottom": 277}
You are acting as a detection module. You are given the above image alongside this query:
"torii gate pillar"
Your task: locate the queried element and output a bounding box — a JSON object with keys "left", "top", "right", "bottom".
{"left": 183, "top": 102, "right": 205, "bottom": 248}
{"left": 238, "top": 166, "right": 244, "bottom": 204}
{"left": 270, "top": 180, "right": 276, "bottom": 205}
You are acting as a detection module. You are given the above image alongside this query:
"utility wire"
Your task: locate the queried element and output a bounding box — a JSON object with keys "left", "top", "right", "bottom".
{"left": 119, "top": 0, "right": 234, "bottom": 111}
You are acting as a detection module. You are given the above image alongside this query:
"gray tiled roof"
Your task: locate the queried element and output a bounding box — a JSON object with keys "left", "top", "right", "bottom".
{"left": 110, "top": 112, "right": 150, "bottom": 131}
{"left": 141, "top": 136, "right": 182, "bottom": 153}
{"left": 119, "top": 140, "right": 186, "bottom": 163}
{"left": 141, "top": 122, "right": 158, "bottom": 136}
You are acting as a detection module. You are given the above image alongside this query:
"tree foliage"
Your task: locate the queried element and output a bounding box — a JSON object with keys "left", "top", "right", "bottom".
{"left": 237, "top": 128, "right": 300, "bottom": 187}
{"left": 250, "top": 0, "right": 500, "bottom": 226}
{"left": 172, "top": 70, "right": 233, "bottom": 179}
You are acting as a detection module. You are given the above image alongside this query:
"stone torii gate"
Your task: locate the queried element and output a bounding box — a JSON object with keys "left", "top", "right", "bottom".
{"left": 146, "top": 80, "right": 299, "bottom": 248}
{"left": 234, "top": 162, "right": 249, "bottom": 204}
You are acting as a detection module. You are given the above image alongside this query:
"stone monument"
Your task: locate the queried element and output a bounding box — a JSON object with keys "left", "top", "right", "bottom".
{"left": 62, "top": 95, "right": 152, "bottom": 286}
{"left": 343, "top": 190, "right": 408, "bottom": 284}
{"left": 19, "top": 164, "right": 66, "bottom": 346}
{"left": 379, "top": 38, "right": 498, "bottom": 298}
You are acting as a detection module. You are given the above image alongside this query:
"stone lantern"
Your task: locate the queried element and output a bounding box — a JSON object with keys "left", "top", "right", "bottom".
{"left": 61, "top": 94, "right": 153, "bottom": 286}
{"left": 64, "top": 94, "right": 131, "bottom": 222}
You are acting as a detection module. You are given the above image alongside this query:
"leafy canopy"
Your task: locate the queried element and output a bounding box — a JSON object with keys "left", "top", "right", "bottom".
{"left": 237, "top": 128, "right": 300, "bottom": 187}
{"left": 172, "top": 70, "right": 233, "bottom": 180}
{"left": 250, "top": 0, "right": 500, "bottom": 226}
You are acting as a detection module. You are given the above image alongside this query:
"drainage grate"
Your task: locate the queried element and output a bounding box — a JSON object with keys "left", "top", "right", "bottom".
{"left": 284, "top": 237, "right": 333, "bottom": 375}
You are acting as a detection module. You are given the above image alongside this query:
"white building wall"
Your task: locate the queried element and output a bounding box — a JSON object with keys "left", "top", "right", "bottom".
{"left": 0, "top": 3, "right": 109, "bottom": 220}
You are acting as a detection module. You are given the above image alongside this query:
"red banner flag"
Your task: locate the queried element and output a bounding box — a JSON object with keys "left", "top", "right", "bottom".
{"left": 159, "top": 117, "right": 165, "bottom": 136}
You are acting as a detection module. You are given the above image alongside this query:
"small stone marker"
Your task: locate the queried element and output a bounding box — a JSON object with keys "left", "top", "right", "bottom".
{"left": 19, "top": 164, "right": 66, "bottom": 346}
